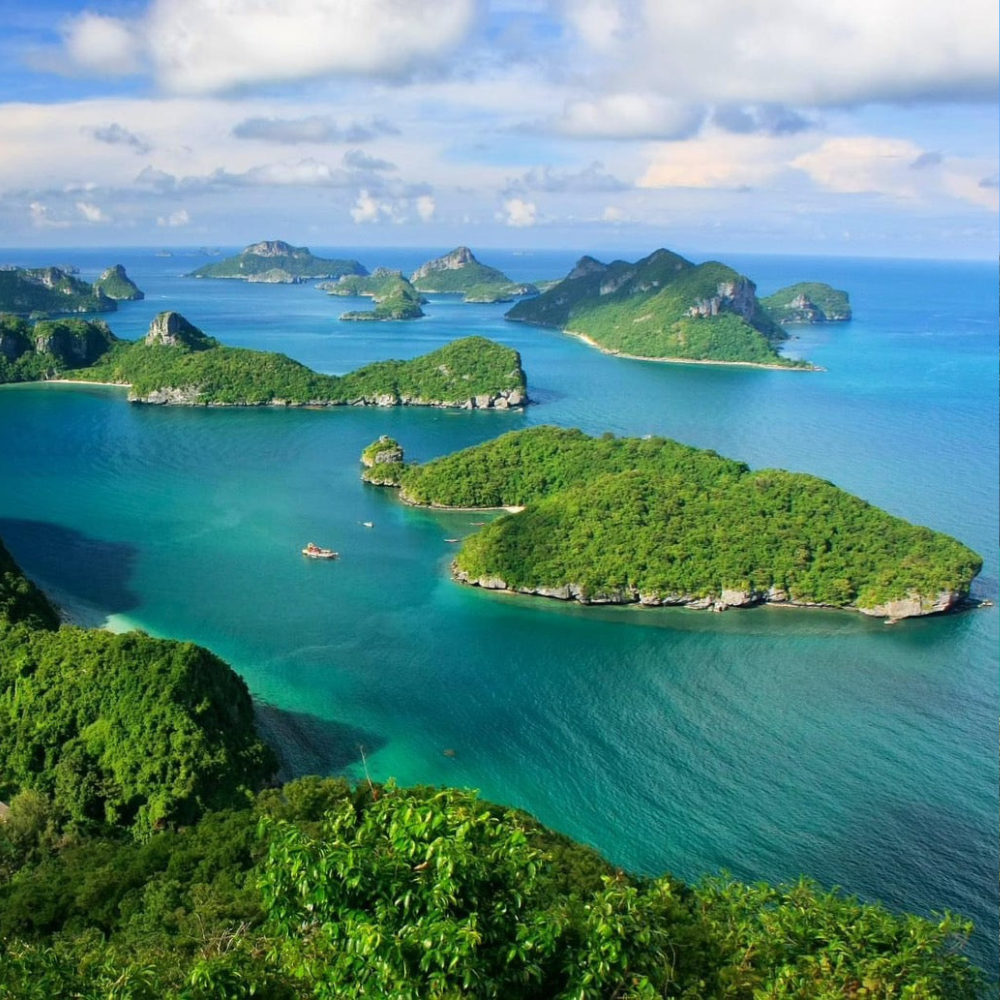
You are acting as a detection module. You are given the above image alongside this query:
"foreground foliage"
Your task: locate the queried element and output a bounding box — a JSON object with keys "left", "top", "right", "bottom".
{"left": 0, "top": 540, "right": 985, "bottom": 997}
{"left": 390, "top": 426, "right": 981, "bottom": 611}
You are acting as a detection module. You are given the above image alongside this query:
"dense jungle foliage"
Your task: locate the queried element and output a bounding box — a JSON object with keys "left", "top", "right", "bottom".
{"left": 394, "top": 427, "right": 981, "bottom": 609}
{"left": 0, "top": 267, "right": 116, "bottom": 316}
{"left": 0, "top": 315, "right": 119, "bottom": 383}
{"left": 505, "top": 250, "right": 810, "bottom": 367}
{"left": 327, "top": 270, "right": 427, "bottom": 320}
{"left": 0, "top": 536, "right": 985, "bottom": 997}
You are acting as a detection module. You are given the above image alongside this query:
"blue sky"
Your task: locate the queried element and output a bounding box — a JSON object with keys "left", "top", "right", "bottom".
{"left": 1, "top": 0, "right": 996, "bottom": 258}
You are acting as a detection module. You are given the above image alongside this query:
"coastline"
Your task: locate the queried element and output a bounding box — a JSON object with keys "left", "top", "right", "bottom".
{"left": 562, "top": 328, "right": 823, "bottom": 372}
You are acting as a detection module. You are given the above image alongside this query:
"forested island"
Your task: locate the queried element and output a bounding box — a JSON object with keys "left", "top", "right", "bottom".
{"left": 410, "top": 246, "right": 537, "bottom": 303}
{"left": 0, "top": 266, "right": 118, "bottom": 317}
{"left": 762, "top": 282, "right": 852, "bottom": 323}
{"left": 0, "top": 311, "right": 527, "bottom": 409}
{"left": 188, "top": 240, "right": 367, "bottom": 281}
{"left": 92, "top": 264, "right": 144, "bottom": 302}
{"left": 0, "top": 536, "right": 983, "bottom": 997}
{"left": 364, "top": 426, "right": 981, "bottom": 620}
{"left": 320, "top": 268, "right": 426, "bottom": 320}
{"left": 505, "top": 249, "right": 815, "bottom": 367}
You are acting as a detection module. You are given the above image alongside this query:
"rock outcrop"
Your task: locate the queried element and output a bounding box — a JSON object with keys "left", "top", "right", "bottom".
{"left": 144, "top": 311, "right": 214, "bottom": 349}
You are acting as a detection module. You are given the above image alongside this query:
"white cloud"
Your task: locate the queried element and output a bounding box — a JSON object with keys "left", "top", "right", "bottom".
{"left": 416, "top": 195, "right": 436, "bottom": 221}
{"left": 601, "top": 205, "right": 625, "bottom": 222}
{"left": 350, "top": 190, "right": 386, "bottom": 224}
{"left": 76, "top": 201, "right": 108, "bottom": 222}
{"left": 791, "top": 137, "right": 924, "bottom": 196}
{"left": 61, "top": 13, "right": 142, "bottom": 76}
{"left": 638, "top": 132, "right": 797, "bottom": 190}
{"left": 146, "top": 0, "right": 481, "bottom": 94}
{"left": 501, "top": 197, "right": 537, "bottom": 227}
{"left": 568, "top": 0, "right": 998, "bottom": 107}
{"left": 157, "top": 208, "right": 191, "bottom": 227}
{"left": 551, "top": 93, "right": 703, "bottom": 140}
{"left": 29, "top": 202, "right": 70, "bottom": 229}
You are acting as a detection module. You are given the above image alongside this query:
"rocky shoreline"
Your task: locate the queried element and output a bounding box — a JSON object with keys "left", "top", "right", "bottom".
{"left": 450, "top": 566, "right": 970, "bottom": 622}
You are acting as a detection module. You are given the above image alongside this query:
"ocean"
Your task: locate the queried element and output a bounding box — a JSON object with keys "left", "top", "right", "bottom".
{"left": 0, "top": 245, "right": 996, "bottom": 975}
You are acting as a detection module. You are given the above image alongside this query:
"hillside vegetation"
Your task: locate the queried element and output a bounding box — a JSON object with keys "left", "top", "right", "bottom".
{"left": 505, "top": 249, "right": 812, "bottom": 367}
{"left": 762, "top": 281, "right": 852, "bottom": 323}
{"left": 383, "top": 426, "right": 981, "bottom": 616}
{"left": 0, "top": 267, "right": 115, "bottom": 317}
{"left": 0, "top": 312, "right": 527, "bottom": 409}
{"left": 410, "top": 246, "right": 537, "bottom": 302}
{"left": 322, "top": 268, "right": 426, "bottom": 320}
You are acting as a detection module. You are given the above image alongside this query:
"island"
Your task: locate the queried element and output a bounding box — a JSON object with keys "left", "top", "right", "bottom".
{"left": 505, "top": 249, "right": 815, "bottom": 368}
{"left": 0, "top": 265, "right": 116, "bottom": 316}
{"left": 0, "top": 533, "right": 983, "bottom": 997}
{"left": 320, "top": 268, "right": 426, "bottom": 321}
{"left": 361, "top": 426, "right": 981, "bottom": 621}
{"left": 187, "top": 239, "right": 367, "bottom": 281}
{"left": 761, "top": 282, "right": 852, "bottom": 323}
{"left": 92, "top": 264, "right": 144, "bottom": 301}
{"left": 0, "top": 315, "right": 118, "bottom": 381}
{"left": 0, "top": 310, "right": 527, "bottom": 409}
{"left": 410, "top": 246, "right": 537, "bottom": 303}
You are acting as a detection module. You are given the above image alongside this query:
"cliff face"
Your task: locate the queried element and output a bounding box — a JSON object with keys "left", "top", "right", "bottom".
{"left": 144, "top": 311, "right": 215, "bottom": 349}
{"left": 761, "top": 283, "right": 852, "bottom": 323}
{"left": 410, "top": 246, "right": 478, "bottom": 282}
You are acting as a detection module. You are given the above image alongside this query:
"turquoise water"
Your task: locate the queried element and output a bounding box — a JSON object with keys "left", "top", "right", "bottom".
{"left": 0, "top": 247, "right": 996, "bottom": 975}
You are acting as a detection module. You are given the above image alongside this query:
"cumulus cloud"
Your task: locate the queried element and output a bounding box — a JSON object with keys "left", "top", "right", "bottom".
{"left": 551, "top": 93, "right": 704, "bottom": 140}
{"left": 29, "top": 202, "right": 70, "bottom": 229}
{"left": 343, "top": 149, "right": 396, "bottom": 172}
{"left": 142, "top": 0, "right": 481, "bottom": 94}
{"left": 76, "top": 201, "right": 108, "bottom": 222}
{"left": 157, "top": 208, "right": 191, "bottom": 227}
{"left": 416, "top": 195, "right": 436, "bottom": 221}
{"left": 564, "top": 0, "right": 998, "bottom": 107}
{"left": 60, "top": 12, "right": 142, "bottom": 76}
{"left": 501, "top": 197, "right": 537, "bottom": 227}
{"left": 791, "top": 137, "right": 925, "bottom": 196}
{"left": 232, "top": 115, "right": 400, "bottom": 144}
{"left": 504, "top": 161, "right": 628, "bottom": 195}
{"left": 85, "top": 123, "right": 152, "bottom": 154}
{"left": 638, "top": 132, "right": 796, "bottom": 190}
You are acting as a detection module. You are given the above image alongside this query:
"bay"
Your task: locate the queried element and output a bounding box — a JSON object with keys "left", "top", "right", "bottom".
{"left": 0, "top": 245, "right": 996, "bottom": 975}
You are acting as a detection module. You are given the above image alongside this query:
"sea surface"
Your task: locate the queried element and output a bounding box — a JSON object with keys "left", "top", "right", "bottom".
{"left": 0, "top": 245, "right": 997, "bottom": 976}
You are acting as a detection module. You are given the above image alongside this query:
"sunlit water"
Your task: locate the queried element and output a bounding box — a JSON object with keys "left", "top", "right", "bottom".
{"left": 0, "top": 246, "right": 996, "bottom": 975}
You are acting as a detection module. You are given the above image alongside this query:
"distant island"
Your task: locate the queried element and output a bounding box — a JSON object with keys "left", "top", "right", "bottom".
{"left": 410, "top": 246, "right": 537, "bottom": 303}
{"left": 0, "top": 310, "right": 527, "bottom": 409}
{"left": 93, "top": 264, "right": 144, "bottom": 302}
{"left": 761, "top": 282, "right": 852, "bottom": 323}
{"left": 320, "top": 268, "right": 426, "bottom": 321}
{"left": 505, "top": 249, "right": 818, "bottom": 368}
{"left": 187, "top": 240, "right": 367, "bottom": 282}
{"left": 362, "top": 426, "right": 981, "bottom": 621}
{"left": 0, "top": 266, "right": 117, "bottom": 317}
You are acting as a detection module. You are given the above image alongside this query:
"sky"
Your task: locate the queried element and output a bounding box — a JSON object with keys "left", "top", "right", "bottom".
{"left": 0, "top": 0, "right": 997, "bottom": 259}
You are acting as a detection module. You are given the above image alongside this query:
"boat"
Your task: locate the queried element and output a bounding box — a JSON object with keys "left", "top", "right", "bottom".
{"left": 302, "top": 542, "right": 338, "bottom": 560}
{"left": 361, "top": 521, "right": 374, "bottom": 528}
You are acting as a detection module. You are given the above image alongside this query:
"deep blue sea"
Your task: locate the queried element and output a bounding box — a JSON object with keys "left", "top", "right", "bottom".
{"left": 0, "top": 245, "right": 997, "bottom": 976}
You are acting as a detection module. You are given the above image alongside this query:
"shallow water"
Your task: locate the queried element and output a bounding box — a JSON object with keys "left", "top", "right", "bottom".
{"left": 0, "top": 246, "right": 996, "bottom": 974}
